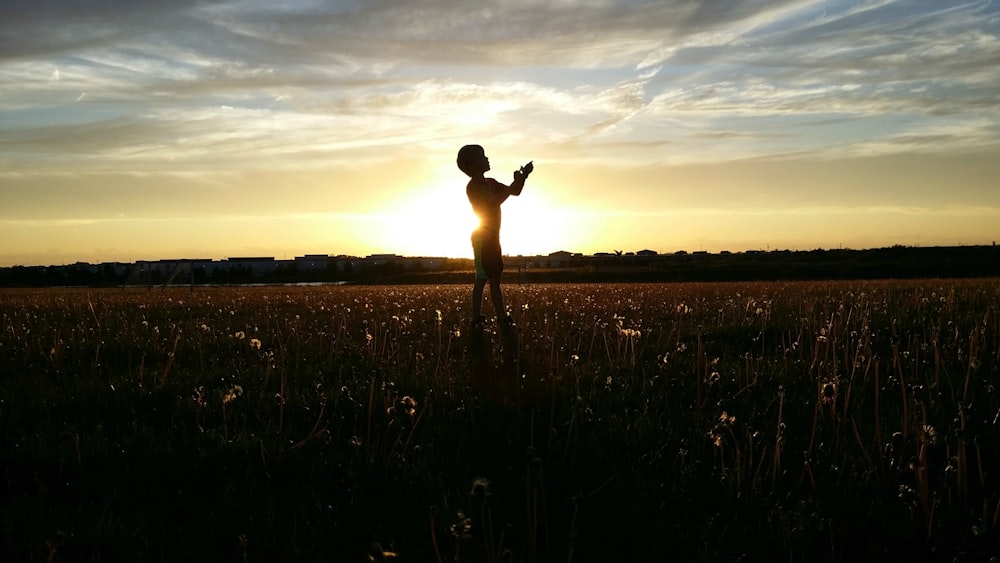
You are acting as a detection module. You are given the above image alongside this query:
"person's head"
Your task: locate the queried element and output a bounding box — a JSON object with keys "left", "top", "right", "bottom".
{"left": 457, "top": 144, "right": 489, "bottom": 177}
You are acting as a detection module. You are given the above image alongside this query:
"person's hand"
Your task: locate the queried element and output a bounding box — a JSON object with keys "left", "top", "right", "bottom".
{"left": 515, "top": 161, "right": 533, "bottom": 181}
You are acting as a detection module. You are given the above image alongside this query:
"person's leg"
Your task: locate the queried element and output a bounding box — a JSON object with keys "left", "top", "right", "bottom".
{"left": 489, "top": 278, "right": 505, "bottom": 319}
{"left": 471, "top": 232, "right": 488, "bottom": 326}
{"left": 472, "top": 277, "right": 487, "bottom": 322}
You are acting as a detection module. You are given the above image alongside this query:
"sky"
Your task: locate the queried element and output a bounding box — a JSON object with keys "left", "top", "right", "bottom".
{"left": 1, "top": 0, "right": 999, "bottom": 267}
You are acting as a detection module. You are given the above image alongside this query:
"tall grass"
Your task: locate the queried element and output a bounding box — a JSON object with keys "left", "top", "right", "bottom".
{"left": 1, "top": 280, "right": 998, "bottom": 562}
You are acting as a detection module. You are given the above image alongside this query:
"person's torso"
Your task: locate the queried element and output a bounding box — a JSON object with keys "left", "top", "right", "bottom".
{"left": 466, "top": 178, "right": 503, "bottom": 233}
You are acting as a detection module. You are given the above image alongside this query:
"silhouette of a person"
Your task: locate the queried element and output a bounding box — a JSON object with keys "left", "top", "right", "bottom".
{"left": 456, "top": 144, "right": 532, "bottom": 329}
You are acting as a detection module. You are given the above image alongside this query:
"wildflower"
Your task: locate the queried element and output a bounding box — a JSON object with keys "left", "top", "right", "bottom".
{"left": 821, "top": 381, "right": 836, "bottom": 404}
{"left": 368, "top": 542, "right": 398, "bottom": 561}
{"left": 719, "top": 411, "right": 735, "bottom": 425}
{"left": 192, "top": 386, "right": 207, "bottom": 408}
{"left": 817, "top": 327, "right": 828, "bottom": 342}
{"left": 470, "top": 477, "right": 491, "bottom": 500}
{"left": 234, "top": 331, "right": 245, "bottom": 340}
{"left": 922, "top": 424, "right": 938, "bottom": 444}
{"left": 223, "top": 385, "right": 243, "bottom": 404}
{"left": 200, "top": 323, "right": 210, "bottom": 332}
{"left": 708, "top": 430, "right": 722, "bottom": 448}
{"left": 399, "top": 395, "right": 418, "bottom": 417}
{"left": 449, "top": 511, "right": 473, "bottom": 541}
{"left": 249, "top": 338, "right": 262, "bottom": 350}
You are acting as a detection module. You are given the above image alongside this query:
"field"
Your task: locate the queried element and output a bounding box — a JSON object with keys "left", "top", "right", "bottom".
{"left": 2, "top": 280, "right": 999, "bottom": 562}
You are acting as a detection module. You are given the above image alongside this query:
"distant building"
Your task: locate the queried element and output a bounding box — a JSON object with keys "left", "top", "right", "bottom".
{"left": 294, "top": 254, "right": 332, "bottom": 271}
{"left": 224, "top": 257, "right": 278, "bottom": 276}
{"left": 366, "top": 254, "right": 402, "bottom": 266}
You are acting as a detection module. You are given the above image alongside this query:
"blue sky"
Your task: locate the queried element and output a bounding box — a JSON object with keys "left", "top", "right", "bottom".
{"left": 1, "top": 0, "right": 998, "bottom": 265}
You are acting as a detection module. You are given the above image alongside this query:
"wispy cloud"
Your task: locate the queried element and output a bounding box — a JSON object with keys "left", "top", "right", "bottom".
{"left": 2, "top": 0, "right": 997, "bottom": 168}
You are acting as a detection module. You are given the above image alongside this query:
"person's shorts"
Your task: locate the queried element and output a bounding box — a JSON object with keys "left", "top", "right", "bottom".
{"left": 471, "top": 231, "right": 503, "bottom": 280}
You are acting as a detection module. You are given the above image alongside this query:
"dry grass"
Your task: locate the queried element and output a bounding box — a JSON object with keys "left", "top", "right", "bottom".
{"left": 1, "top": 280, "right": 998, "bottom": 562}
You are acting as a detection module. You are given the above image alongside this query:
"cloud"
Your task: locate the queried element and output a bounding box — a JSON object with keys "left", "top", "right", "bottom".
{"left": 1, "top": 1, "right": 998, "bottom": 175}
{"left": 0, "top": 0, "right": 219, "bottom": 60}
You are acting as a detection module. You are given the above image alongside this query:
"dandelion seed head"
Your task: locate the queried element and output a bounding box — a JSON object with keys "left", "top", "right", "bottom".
{"left": 821, "top": 381, "right": 837, "bottom": 403}
{"left": 399, "top": 395, "right": 417, "bottom": 416}
{"left": 470, "top": 477, "right": 491, "bottom": 499}
{"left": 709, "top": 431, "right": 722, "bottom": 447}
{"left": 922, "top": 424, "right": 938, "bottom": 444}
{"left": 450, "top": 511, "right": 473, "bottom": 541}
{"left": 223, "top": 385, "right": 243, "bottom": 404}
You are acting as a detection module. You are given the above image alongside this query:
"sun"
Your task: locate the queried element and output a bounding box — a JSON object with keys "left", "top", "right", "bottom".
{"left": 380, "top": 172, "right": 577, "bottom": 258}
{"left": 499, "top": 189, "right": 576, "bottom": 255}
{"left": 381, "top": 181, "right": 480, "bottom": 258}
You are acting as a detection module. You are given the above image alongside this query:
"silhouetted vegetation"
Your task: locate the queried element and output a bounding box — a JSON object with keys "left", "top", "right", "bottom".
{"left": 2, "top": 281, "right": 999, "bottom": 561}
{"left": 2, "top": 246, "right": 998, "bottom": 287}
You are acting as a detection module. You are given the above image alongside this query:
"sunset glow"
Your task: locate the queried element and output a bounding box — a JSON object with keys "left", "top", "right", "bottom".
{"left": 1, "top": 1, "right": 998, "bottom": 266}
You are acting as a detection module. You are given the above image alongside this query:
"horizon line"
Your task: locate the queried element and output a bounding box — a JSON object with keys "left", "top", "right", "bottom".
{"left": 4, "top": 242, "right": 998, "bottom": 269}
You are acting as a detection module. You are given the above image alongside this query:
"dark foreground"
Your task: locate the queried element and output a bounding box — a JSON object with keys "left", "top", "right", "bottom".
{"left": 2, "top": 281, "right": 999, "bottom": 562}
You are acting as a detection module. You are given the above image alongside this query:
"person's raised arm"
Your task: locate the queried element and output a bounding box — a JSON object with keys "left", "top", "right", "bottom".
{"left": 509, "top": 161, "right": 533, "bottom": 196}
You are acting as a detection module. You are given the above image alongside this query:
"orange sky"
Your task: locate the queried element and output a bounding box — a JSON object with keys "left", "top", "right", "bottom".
{"left": 2, "top": 1, "right": 998, "bottom": 266}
